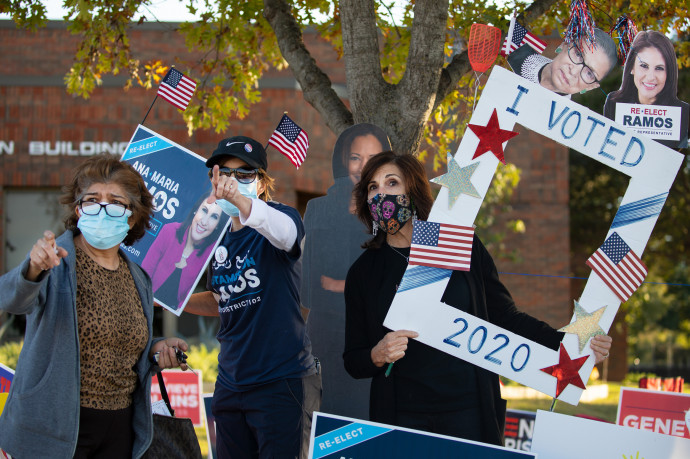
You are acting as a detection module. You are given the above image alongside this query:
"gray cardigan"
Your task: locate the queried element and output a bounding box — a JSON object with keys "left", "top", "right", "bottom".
{"left": 0, "top": 230, "right": 159, "bottom": 458}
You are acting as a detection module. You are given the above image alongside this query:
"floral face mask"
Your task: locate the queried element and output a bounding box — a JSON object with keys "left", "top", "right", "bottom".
{"left": 367, "top": 193, "right": 413, "bottom": 235}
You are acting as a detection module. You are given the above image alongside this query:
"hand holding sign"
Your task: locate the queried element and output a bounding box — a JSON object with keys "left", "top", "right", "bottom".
{"left": 371, "top": 330, "right": 419, "bottom": 367}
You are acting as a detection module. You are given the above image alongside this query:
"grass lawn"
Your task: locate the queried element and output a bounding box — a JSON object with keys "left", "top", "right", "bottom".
{"left": 506, "top": 382, "right": 623, "bottom": 422}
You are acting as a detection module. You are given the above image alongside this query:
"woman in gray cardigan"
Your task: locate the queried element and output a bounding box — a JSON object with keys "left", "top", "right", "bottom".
{"left": 0, "top": 155, "right": 188, "bottom": 458}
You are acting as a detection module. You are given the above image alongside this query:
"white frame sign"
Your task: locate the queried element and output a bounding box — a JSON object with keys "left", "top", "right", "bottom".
{"left": 383, "top": 66, "right": 684, "bottom": 405}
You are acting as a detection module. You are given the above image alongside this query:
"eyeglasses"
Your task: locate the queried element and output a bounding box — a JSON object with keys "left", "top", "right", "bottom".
{"left": 79, "top": 200, "right": 131, "bottom": 217}
{"left": 567, "top": 45, "right": 599, "bottom": 85}
{"left": 208, "top": 167, "right": 258, "bottom": 184}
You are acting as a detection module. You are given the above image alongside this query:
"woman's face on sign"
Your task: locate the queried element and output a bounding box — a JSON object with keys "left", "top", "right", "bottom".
{"left": 547, "top": 41, "right": 611, "bottom": 94}
{"left": 632, "top": 46, "right": 667, "bottom": 104}
{"left": 190, "top": 200, "right": 222, "bottom": 243}
{"left": 348, "top": 134, "right": 384, "bottom": 184}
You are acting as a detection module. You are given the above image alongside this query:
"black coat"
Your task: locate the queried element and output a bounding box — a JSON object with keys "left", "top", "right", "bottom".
{"left": 344, "top": 235, "right": 563, "bottom": 445}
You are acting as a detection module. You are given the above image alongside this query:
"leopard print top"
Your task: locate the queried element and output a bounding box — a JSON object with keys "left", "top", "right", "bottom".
{"left": 76, "top": 246, "right": 149, "bottom": 410}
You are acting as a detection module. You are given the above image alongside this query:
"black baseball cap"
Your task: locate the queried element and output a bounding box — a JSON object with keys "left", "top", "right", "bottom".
{"left": 205, "top": 136, "right": 268, "bottom": 170}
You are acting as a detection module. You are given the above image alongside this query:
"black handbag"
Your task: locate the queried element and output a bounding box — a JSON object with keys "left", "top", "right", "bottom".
{"left": 143, "top": 371, "right": 203, "bottom": 459}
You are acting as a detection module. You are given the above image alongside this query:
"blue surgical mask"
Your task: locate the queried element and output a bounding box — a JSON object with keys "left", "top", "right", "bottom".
{"left": 77, "top": 209, "right": 133, "bottom": 250}
{"left": 216, "top": 180, "right": 258, "bottom": 217}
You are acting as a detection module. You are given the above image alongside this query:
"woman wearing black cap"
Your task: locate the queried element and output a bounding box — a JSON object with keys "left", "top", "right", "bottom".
{"left": 185, "top": 136, "right": 321, "bottom": 459}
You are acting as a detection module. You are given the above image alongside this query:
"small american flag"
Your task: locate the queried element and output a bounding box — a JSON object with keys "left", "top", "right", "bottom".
{"left": 409, "top": 220, "right": 474, "bottom": 271}
{"left": 268, "top": 114, "right": 309, "bottom": 169}
{"left": 586, "top": 232, "right": 648, "bottom": 303}
{"left": 157, "top": 68, "right": 197, "bottom": 111}
{"left": 501, "top": 20, "right": 547, "bottom": 57}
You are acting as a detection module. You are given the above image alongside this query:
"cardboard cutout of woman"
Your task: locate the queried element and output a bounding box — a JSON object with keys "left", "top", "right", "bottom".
{"left": 604, "top": 30, "right": 689, "bottom": 149}
{"left": 301, "top": 123, "right": 391, "bottom": 419}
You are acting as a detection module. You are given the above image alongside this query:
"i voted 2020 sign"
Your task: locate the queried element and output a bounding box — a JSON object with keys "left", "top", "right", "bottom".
{"left": 383, "top": 66, "right": 684, "bottom": 405}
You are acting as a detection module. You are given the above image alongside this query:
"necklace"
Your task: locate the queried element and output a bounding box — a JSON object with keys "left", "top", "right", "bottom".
{"left": 389, "top": 244, "right": 409, "bottom": 263}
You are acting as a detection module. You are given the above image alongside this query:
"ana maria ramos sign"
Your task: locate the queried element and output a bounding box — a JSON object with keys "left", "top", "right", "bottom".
{"left": 0, "top": 140, "right": 128, "bottom": 156}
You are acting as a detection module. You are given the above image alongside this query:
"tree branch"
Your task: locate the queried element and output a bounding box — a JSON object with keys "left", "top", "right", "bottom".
{"left": 339, "top": 0, "right": 388, "bottom": 121}
{"left": 392, "top": 0, "right": 449, "bottom": 151}
{"left": 520, "top": 0, "right": 561, "bottom": 26}
{"left": 435, "top": 0, "right": 559, "bottom": 110}
{"left": 263, "top": 0, "right": 353, "bottom": 135}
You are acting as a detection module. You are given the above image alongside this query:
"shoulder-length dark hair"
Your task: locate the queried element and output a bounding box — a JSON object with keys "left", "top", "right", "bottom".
{"left": 609, "top": 30, "right": 680, "bottom": 106}
{"left": 332, "top": 123, "right": 392, "bottom": 179}
{"left": 175, "top": 190, "right": 226, "bottom": 252}
{"left": 61, "top": 154, "right": 154, "bottom": 245}
{"left": 353, "top": 151, "right": 434, "bottom": 249}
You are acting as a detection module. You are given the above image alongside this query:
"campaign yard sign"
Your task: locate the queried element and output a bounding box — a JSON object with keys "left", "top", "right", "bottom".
{"left": 0, "top": 362, "right": 14, "bottom": 416}
{"left": 617, "top": 387, "right": 690, "bottom": 439}
{"left": 151, "top": 369, "right": 203, "bottom": 427}
{"left": 121, "top": 125, "right": 230, "bottom": 315}
{"left": 531, "top": 409, "right": 690, "bottom": 458}
{"left": 203, "top": 394, "right": 217, "bottom": 459}
{"left": 613, "top": 103, "right": 683, "bottom": 142}
{"left": 0, "top": 362, "right": 12, "bottom": 393}
{"left": 309, "top": 412, "right": 535, "bottom": 459}
{"left": 504, "top": 409, "right": 536, "bottom": 451}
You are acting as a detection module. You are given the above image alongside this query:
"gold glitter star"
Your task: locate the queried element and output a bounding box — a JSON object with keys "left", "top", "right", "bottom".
{"left": 430, "top": 154, "right": 482, "bottom": 209}
{"left": 558, "top": 301, "right": 607, "bottom": 353}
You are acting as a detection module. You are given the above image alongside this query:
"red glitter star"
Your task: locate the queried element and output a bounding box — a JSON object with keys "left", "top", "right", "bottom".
{"left": 467, "top": 109, "right": 519, "bottom": 164}
{"left": 540, "top": 343, "right": 589, "bottom": 398}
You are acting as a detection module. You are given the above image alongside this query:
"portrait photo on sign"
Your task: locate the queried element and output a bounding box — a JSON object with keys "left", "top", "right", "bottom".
{"left": 301, "top": 123, "right": 391, "bottom": 419}
{"left": 121, "top": 125, "right": 231, "bottom": 315}
{"left": 604, "top": 30, "right": 689, "bottom": 149}
{"left": 504, "top": 21, "right": 618, "bottom": 98}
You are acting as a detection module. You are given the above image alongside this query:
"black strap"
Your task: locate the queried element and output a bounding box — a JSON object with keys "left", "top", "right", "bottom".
{"left": 155, "top": 371, "right": 175, "bottom": 417}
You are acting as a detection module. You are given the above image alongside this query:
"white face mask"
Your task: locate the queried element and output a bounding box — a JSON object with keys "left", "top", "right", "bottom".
{"left": 215, "top": 180, "right": 258, "bottom": 217}
{"left": 77, "top": 209, "right": 132, "bottom": 249}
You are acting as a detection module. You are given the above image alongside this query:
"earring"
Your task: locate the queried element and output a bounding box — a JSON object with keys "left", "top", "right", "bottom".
{"left": 579, "top": 89, "right": 587, "bottom": 94}
{"left": 372, "top": 221, "right": 378, "bottom": 236}
{"left": 413, "top": 210, "right": 417, "bottom": 222}
{"left": 556, "top": 46, "right": 562, "bottom": 53}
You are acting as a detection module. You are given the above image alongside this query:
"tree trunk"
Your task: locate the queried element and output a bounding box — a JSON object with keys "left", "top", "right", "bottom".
{"left": 265, "top": 0, "right": 560, "bottom": 155}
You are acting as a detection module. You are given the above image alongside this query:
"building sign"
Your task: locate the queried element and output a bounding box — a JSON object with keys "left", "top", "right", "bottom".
{"left": 0, "top": 140, "right": 128, "bottom": 156}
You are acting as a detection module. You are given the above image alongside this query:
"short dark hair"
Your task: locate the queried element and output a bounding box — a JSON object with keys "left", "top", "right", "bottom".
{"left": 61, "top": 154, "right": 154, "bottom": 245}
{"left": 353, "top": 151, "right": 434, "bottom": 249}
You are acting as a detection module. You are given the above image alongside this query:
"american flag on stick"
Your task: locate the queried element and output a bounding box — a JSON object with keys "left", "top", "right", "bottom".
{"left": 586, "top": 232, "right": 648, "bottom": 303}
{"left": 157, "top": 67, "right": 197, "bottom": 111}
{"left": 409, "top": 220, "right": 474, "bottom": 271}
{"left": 268, "top": 114, "right": 309, "bottom": 169}
{"left": 501, "top": 16, "right": 547, "bottom": 57}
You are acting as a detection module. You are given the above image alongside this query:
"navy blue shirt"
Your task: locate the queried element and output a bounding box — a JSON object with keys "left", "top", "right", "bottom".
{"left": 208, "top": 201, "right": 315, "bottom": 390}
